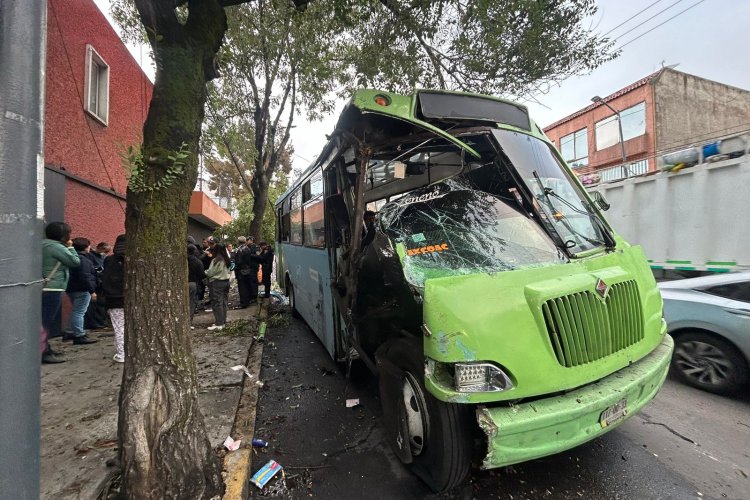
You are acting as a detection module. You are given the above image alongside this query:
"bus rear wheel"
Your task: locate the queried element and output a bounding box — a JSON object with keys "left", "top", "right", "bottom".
{"left": 287, "top": 278, "right": 301, "bottom": 318}
{"left": 377, "top": 338, "right": 472, "bottom": 492}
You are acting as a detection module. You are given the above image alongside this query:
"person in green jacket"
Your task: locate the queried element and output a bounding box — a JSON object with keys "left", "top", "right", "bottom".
{"left": 42, "top": 222, "right": 80, "bottom": 364}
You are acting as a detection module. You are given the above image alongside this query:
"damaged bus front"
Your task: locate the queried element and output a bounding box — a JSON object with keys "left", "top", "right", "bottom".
{"left": 275, "top": 89, "right": 673, "bottom": 492}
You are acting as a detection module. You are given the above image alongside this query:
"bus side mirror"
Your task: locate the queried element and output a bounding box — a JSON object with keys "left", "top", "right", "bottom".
{"left": 591, "top": 191, "right": 610, "bottom": 211}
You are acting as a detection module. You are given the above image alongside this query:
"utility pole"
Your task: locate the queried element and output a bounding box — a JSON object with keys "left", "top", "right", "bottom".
{"left": 0, "top": 0, "right": 46, "bottom": 497}
{"left": 591, "top": 96, "right": 631, "bottom": 178}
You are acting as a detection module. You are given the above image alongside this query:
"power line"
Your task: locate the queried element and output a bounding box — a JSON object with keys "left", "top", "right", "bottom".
{"left": 606, "top": 0, "right": 686, "bottom": 42}
{"left": 614, "top": 0, "right": 708, "bottom": 50}
{"left": 523, "top": 0, "right": 708, "bottom": 106}
{"left": 601, "top": 0, "right": 667, "bottom": 38}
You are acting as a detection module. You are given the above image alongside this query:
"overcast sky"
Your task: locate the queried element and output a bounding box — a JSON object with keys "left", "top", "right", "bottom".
{"left": 94, "top": 0, "right": 750, "bottom": 171}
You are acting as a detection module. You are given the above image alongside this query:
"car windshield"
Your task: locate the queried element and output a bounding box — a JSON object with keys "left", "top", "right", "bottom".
{"left": 379, "top": 179, "right": 563, "bottom": 288}
{"left": 491, "top": 129, "right": 609, "bottom": 253}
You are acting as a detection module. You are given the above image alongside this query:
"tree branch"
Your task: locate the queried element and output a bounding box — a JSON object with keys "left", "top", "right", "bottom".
{"left": 377, "top": 0, "right": 447, "bottom": 88}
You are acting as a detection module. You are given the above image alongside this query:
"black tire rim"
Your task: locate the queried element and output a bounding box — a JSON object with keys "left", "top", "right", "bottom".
{"left": 401, "top": 372, "right": 430, "bottom": 456}
{"left": 674, "top": 340, "right": 735, "bottom": 386}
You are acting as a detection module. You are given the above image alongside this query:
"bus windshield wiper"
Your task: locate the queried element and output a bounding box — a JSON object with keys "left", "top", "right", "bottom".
{"left": 531, "top": 171, "right": 611, "bottom": 250}
{"left": 541, "top": 187, "right": 615, "bottom": 249}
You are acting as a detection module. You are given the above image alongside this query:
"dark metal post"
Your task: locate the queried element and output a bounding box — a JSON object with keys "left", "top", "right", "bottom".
{"left": 591, "top": 96, "right": 631, "bottom": 178}
{"left": 0, "top": 0, "right": 47, "bottom": 497}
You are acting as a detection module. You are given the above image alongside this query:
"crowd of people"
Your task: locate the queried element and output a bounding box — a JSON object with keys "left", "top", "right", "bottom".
{"left": 40, "top": 220, "right": 275, "bottom": 364}
{"left": 188, "top": 235, "right": 274, "bottom": 331}
{"left": 41, "top": 222, "right": 125, "bottom": 365}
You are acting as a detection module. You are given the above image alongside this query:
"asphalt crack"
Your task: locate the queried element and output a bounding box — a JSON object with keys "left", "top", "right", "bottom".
{"left": 639, "top": 414, "right": 697, "bottom": 445}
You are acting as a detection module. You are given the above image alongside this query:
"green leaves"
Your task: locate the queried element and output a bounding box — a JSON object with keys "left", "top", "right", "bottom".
{"left": 122, "top": 143, "right": 191, "bottom": 193}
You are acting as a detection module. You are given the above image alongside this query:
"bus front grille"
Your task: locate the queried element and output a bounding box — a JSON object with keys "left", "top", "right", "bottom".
{"left": 541, "top": 280, "right": 644, "bottom": 367}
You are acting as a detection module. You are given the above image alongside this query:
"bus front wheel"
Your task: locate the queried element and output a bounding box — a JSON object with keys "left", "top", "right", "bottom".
{"left": 377, "top": 338, "right": 472, "bottom": 492}
{"left": 287, "top": 278, "right": 301, "bottom": 319}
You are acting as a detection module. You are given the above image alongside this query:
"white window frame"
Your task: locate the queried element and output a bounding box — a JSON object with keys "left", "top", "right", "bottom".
{"left": 594, "top": 101, "right": 646, "bottom": 151}
{"left": 560, "top": 128, "right": 588, "bottom": 168}
{"left": 84, "top": 44, "right": 110, "bottom": 126}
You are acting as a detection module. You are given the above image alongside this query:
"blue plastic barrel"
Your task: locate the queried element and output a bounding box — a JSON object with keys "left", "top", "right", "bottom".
{"left": 702, "top": 142, "right": 719, "bottom": 158}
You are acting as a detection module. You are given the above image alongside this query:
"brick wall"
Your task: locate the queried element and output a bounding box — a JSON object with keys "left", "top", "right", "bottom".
{"left": 44, "top": 0, "right": 152, "bottom": 244}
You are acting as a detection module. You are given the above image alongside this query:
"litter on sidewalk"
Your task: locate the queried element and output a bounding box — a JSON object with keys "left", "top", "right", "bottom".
{"left": 251, "top": 459, "right": 283, "bottom": 489}
{"left": 346, "top": 398, "right": 360, "bottom": 408}
{"left": 230, "top": 364, "right": 253, "bottom": 378}
{"left": 252, "top": 438, "right": 269, "bottom": 448}
{"left": 223, "top": 436, "right": 241, "bottom": 451}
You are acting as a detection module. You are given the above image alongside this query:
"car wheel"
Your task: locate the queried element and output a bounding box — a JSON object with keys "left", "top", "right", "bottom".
{"left": 672, "top": 331, "right": 748, "bottom": 395}
{"left": 377, "top": 338, "right": 472, "bottom": 492}
{"left": 288, "top": 279, "right": 301, "bottom": 319}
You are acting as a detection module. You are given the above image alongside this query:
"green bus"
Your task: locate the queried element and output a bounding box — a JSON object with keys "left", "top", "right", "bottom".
{"left": 275, "top": 89, "right": 673, "bottom": 491}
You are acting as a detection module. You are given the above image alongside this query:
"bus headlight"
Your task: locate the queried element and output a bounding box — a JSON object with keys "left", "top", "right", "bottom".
{"left": 454, "top": 363, "right": 513, "bottom": 393}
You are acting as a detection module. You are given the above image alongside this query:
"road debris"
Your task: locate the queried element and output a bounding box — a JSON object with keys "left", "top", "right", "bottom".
{"left": 223, "top": 436, "right": 241, "bottom": 451}
{"left": 251, "top": 459, "right": 283, "bottom": 489}
{"left": 230, "top": 364, "right": 253, "bottom": 378}
{"left": 346, "top": 398, "right": 360, "bottom": 408}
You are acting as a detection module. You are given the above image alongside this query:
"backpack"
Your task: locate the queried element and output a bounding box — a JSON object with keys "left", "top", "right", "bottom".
{"left": 102, "top": 256, "right": 125, "bottom": 299}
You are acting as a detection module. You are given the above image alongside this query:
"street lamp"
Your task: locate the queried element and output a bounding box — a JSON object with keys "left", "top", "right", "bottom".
{"left": 591, "top": 96, "right": 630, "bottom": 178}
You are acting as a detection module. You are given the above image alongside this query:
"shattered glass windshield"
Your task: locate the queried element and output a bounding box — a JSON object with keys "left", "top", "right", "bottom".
{"left": 379, "top": 180, "right": 563, "bottom": 288}
{"left": 492, "top": 129, "right": 609, "bottom": 252}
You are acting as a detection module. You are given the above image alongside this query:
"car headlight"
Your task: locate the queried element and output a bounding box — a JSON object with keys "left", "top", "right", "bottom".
{"left": 453, "top": 362, "right": 513, "bottom": 393}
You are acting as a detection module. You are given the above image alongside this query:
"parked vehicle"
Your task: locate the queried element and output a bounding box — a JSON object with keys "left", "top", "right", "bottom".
{"left": 660, "top": 272, "right": 750, "bottom": 395}
{"left": 587, "top": 156, "right": 750, "bottom": 275}
{"left": 276, "top": 88, "right": 673, "bottom": 491}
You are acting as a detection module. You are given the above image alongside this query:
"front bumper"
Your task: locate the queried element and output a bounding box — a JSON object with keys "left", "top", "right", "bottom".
{"left": 477, "top": 334, "right": 673, "bottom": 469}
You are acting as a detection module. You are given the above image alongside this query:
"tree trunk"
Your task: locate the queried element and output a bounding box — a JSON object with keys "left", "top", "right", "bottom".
{"left": 119, "top": 24, "right": 224, "bottom": 500}
{"left": 248, "top": 171, "right": 269, "bottom": 240}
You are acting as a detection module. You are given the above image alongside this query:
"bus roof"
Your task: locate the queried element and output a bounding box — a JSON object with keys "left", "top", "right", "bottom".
{"left": 276, "top": 88, "right": 548, "bottom": 205}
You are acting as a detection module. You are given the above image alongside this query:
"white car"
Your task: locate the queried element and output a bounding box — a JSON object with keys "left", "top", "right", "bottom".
{"left": 659, "top": 272, "right": 750, "bottom": 395}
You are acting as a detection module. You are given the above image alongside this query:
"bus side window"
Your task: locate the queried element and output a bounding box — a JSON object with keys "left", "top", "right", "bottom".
{"left": 290, "top": 189, "right": 303, "bottom": 244}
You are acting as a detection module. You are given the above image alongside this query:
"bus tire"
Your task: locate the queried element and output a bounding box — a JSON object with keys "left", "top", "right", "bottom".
{"left": 288, "top": 279, "right": 301, "bottom": 319}
{"left": 377, "top": 338, "right": 472, "bottom": 492}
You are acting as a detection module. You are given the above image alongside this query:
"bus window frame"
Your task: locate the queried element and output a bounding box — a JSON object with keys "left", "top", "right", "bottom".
{"left": 303, "top": 169, "right": 325, "bottom": 248}
{"left": 289, "top": 189, "right": 303, "bottom": 245}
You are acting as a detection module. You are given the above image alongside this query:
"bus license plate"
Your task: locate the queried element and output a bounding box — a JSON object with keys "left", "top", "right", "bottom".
{"left": 600, "top": 398, "right": 628, "bottom": 428}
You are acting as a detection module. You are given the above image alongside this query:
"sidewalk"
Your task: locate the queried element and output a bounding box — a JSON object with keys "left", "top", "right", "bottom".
{"left": 40, "top": 302, "right": 263, "bottom": 499}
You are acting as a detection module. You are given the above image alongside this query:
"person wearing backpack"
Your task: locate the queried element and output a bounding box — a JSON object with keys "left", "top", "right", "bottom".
{"left": 102, "top": 234, "right": 126, "bottom": 363}
{"left": 42, "top": 222, "right": 81, "bottom": 363}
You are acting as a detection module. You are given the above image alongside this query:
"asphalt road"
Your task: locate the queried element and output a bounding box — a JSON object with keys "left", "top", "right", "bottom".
{"left": 250, "top": 317, "right": 749, "bottom": 499}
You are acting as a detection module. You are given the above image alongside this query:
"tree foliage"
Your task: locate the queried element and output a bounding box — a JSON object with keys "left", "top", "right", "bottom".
{"left": 217, "top": 165, "right": 292, "bottom": 244}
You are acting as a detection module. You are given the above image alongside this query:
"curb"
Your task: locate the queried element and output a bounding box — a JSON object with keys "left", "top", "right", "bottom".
{"left": 222, "top": 299, "right": 269, "bottom": 500}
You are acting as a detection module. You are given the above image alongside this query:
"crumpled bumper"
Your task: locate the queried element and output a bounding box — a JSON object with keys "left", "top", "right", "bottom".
{"left": 478, "top": 334, "right": 674, "bottom": 469}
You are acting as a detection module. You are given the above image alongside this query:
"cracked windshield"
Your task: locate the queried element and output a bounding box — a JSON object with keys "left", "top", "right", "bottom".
{"left": 377, "top": 141, "right": 565, "bottom": 288}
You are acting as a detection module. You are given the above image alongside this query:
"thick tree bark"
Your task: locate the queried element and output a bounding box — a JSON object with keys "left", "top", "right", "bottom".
{"left": 119, "top": 2, "right": 227, "bottom": 498}
{"left": 248, "top": 171, "right": 269, "bottom": 240}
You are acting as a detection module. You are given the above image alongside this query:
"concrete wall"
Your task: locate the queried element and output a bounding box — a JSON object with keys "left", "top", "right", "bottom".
{"left": 45, "top": 0, "right": 152, "bottom": 245}
{"left": 653, "top": 69, "right": 750, "bottom": 152}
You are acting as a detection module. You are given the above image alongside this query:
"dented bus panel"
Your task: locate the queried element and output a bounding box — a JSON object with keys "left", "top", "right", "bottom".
{"left": 275, "top": 89, "right": 673, "bottom": 492}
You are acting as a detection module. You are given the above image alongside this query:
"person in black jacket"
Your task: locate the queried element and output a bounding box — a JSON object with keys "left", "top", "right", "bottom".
{"left": 187, "top": 244, "right": 205, "bottom": 328}
{"left": 65, "top": 237, "right": 98, "bottom": 345}
{"left": 84, "top": 241, "right": 110, "bottom": 329}
{"left": 102, "top": 235, "right": 126, "bottom": 362}
{"left": 258, "top": 241, "right": 274, "bottom": 298}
